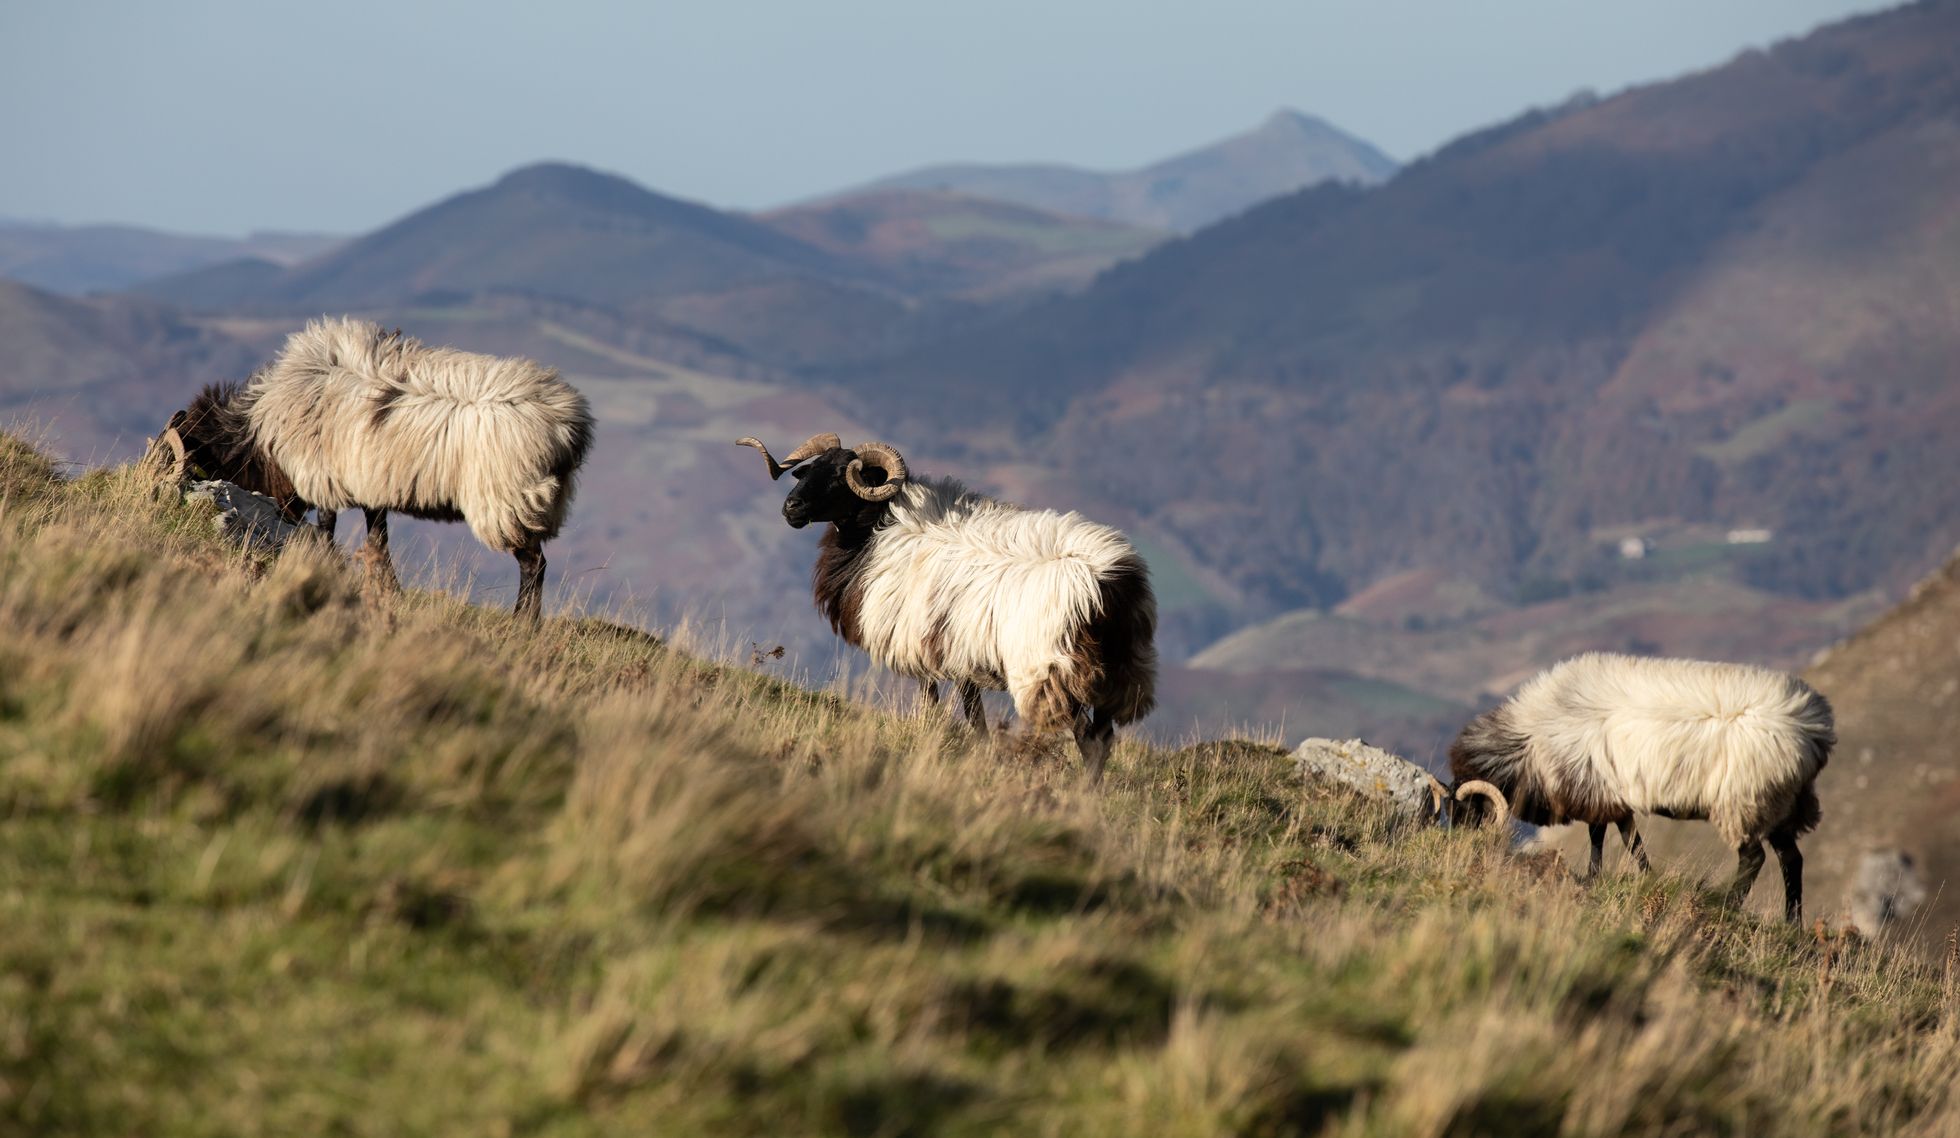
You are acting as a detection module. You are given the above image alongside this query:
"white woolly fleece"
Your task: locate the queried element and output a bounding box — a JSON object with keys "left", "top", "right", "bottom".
{"left": 850, "top": 476, "right": 1156, "bottom": 727}
{"left": 1497, "top": 652, "right": 1832, "bottom": 845}
{"left": 247, "top": 318, "right": 593, "bottom": 551}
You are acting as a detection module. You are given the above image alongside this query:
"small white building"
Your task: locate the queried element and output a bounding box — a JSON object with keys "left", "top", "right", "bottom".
{"left": 1618, "top": 536, "right": 1648, "bottom": 560}
{"left": 1726, "top": 528, "right": 1774, "bottom": 545}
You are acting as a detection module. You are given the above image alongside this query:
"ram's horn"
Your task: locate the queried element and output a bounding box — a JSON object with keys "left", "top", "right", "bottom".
{"left": 1424, "top": 774, "right": 1450, "bottom": 821}
{"left": 845, "top": 441, "right": 908, "bottom": 502}
{"left": 1454, "top": 780, "right": 1510, "bottom": 829}
{"left": 736, "top": 432, "right": 841, "bottom": 480}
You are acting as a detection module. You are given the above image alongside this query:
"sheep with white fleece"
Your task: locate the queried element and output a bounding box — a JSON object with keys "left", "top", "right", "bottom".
{"left": 1449, "top": 652, "right": 1835, "bottom": 922}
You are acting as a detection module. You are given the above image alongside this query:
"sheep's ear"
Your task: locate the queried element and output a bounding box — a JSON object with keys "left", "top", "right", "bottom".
{"left": 166, "top": 410, "right": 188, "bottom": 432}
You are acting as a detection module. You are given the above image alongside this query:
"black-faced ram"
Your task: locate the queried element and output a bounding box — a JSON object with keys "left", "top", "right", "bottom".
{"left": 738, "top": 432, "right": 1156, "bottom": 780}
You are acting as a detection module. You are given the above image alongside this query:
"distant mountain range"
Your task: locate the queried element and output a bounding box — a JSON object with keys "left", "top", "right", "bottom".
{"left": 0, "top": 220, "right": 339, "bottom": 295}
{"left": 853, "top": 0, "right": 1960, "bottom": 633}
{"left": 842, "top": 109, "right": 1398, "bottom": 232}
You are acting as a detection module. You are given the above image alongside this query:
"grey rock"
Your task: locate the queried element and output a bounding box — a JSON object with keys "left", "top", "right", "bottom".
{"left": 185, "top": 480, "right": 304, "bottom": 552}
{"left": 1293, "top": 736, "right": 1443, "bottom": 825}
{"left": 1847, "top": 849, "right": 1927, "bottom": 937}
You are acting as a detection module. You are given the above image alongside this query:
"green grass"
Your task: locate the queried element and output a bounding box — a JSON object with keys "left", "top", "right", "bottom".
{"left": 1, "top": 434, "right": 1956, "bottom": 1136}
{"left": 1695, "top": 399, "right": 1836, "bottom": 466}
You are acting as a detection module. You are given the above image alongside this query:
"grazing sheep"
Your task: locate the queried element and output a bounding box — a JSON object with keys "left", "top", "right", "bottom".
{"left": 1449, "top": 652, "right": 1834, "bottom": 922}
{"left": 168, "top": 318, "right": 593, "bottom": 620}
{"left": 737, "top": 432, "right": 1156, "bottom": 780}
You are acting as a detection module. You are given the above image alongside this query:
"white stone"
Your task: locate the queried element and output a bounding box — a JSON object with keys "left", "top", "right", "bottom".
{"left": 185, "top": 480, "right": 306, "bottom": 553}
{"left": 1292, "top": 736, "right": 1442, "bottom": 825}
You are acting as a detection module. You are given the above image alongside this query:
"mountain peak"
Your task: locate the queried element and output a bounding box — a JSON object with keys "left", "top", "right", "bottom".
{"left": 1259, "top": 108, "right": 1331, "bottom": 133}
{"left": 491, "top": 162, "right": 659, "bottom": 207}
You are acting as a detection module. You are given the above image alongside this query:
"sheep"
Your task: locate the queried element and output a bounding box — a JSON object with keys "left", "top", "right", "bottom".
{"left": 1448, "top": 652, "right": 1835, "bottom": 922}
{"left": 737, "top": 432, "right": 1157, "bottom": 780}
{"left": 167, "top": 317, "right": 593, "bottom": 620}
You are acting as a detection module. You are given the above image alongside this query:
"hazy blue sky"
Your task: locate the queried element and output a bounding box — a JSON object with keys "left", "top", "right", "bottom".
{"left": 0, "top": 0, "right": 1897, "bottom": 235}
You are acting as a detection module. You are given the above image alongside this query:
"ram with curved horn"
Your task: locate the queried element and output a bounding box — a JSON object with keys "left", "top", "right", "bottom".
{"left": 1447, "top": 652, "right": 1834, "bottom": 923}
{"left": 1419, "top": 772, "right": 1510, "bottom": 829}
{"left": 738, "top": 432, "right": 1157, "bottom": 781}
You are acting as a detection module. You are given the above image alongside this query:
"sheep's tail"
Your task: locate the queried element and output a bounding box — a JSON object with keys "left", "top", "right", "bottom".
{"left": 1091, "top": 555, "right": 1157, "bottom": 725}
{"left": 1018, "top": 554, "right": 1158, "bottom": 731}
{"left": 1783, "top": 681, "right": 1834, "bottom": 838}
{"left": 470, "top": 403, "right": 595, "bottom": 550}
{"left": 1794, "top": 682, "right": 1836, "bottom": 773}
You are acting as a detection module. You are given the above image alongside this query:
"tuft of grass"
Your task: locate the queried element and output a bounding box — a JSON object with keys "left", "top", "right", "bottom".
{"left": 0, "top": 431, "right": 1955, "bottom": 1136}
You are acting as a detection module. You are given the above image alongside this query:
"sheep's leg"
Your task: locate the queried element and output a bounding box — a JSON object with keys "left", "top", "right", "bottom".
{"left": 1616, "top": 817, "right": 1652, "bottom": 872}
{"left": 919, "top": 679, "right": 942, "bottom": 708}
{"left": 959, "top": 681, "right": 989, "bottom": 736}
{"left": 359, "top": 508, "right": 400, "bottom": 593}
{"left": 315, "top": 508, "right": 338, "bottom": 542}
{"left": 514, "top": 538, "right": 546, "bottom": 623}
{"left": 1073, "top": 707, "right": 1116, "bottom": 783}
{"left": 1768, "top": 828, "right": 1804, "bottom": 925}
{"left": 1585, "top": 823, "right": 1606, "bottom": 880}
{"left": 1725, "top": 840, "right": 1767, "bottom": 909}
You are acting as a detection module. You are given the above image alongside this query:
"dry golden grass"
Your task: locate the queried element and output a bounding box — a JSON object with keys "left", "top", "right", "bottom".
{"left": 0, "top": 434, "right": 1954, "bottom": 1136}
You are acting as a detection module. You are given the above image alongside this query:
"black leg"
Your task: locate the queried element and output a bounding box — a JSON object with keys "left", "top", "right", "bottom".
{"left": 316, "top": 508, "right": 338, "bottom": 541}
{"left": 959, "top": 681, "right": 988, "bottom": 736}
{"left": 1073, "top": 706, "right": 1116, "bottom": 783}
{"left": 1617, "top": 817, "right": 1652, "bottom": 871}
{"left": 1768, "top": 829, "right": 1804, "bottom": 925}
{"left": 1586, "top": 823, "right": 1606, "bottom": 880}
{"left": 1726, "top": 840, "right": 1767, "bottom": 910}
{"left": 360, "top": 508, "right": 399, "bottom": 592}
{"left": 514, "top": 539, "right": 546, "bottom": 623}
{"left": 919, "top": 679, "right": 941, "bottom": 708}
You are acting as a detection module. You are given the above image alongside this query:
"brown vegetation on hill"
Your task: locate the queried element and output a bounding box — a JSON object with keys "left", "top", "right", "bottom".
{"left": 859, "top": 1, "right": 1960, "bottom": 619}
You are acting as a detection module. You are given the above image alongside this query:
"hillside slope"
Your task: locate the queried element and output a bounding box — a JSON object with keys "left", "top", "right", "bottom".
{"left": 763, "top": 189, "right": 1165, "bottom": 300}
{"left": 136, "top": 163, "right": 878, "bottom": 311}
{"left": 859, "top": 0, "right": 1960, "bottom": 616}
{"left": 2, "top": 435, "right": 1957, "bottom": 1136}
{"left": 857, "top": 109, "right": 1397, "bottom": 232}
{"left": 0, "top": 280, "right": 260, "bottom": 460}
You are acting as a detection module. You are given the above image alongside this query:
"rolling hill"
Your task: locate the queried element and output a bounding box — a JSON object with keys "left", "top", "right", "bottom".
{"left": 0, "top": 220, "right": 337, "bottom": 295}
{"left": 850, "top": 109, "right": 1398, "bottom": 232}
{"left": 135, "top": 163, "right": 882, "bottom": 310}
{"left": 0, "top": 279, "right": 260, "bottom": 461}
{"left": 762, "top": 189, "right": 1166, "bottom": 300}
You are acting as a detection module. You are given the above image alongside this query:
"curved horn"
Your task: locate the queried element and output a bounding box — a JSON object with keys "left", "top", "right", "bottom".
{"left": 1425, "top": 774, "right": 1450, "bottom": 822}
{"left": 1455, "top": 780, "right": 1510, "bottom": 830}
{"left": 845, "top": 441, "right": 908, "bottom": 502}
{"left": 736, "top": 432, "right": 841, "bottom": 480}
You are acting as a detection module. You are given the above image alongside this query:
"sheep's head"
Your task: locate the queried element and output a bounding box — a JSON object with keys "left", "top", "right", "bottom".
{"left": 168, "top": 383, "right": 310, "bottom": 522}
{"left": 1444, "top": 705, "right": 1533, "bottom": 828}
{"left": 737, "top": 433, "right": 908, "bottom": 530}
{"left": 1448, "top": 779, "right": 1511, "bottom": 829}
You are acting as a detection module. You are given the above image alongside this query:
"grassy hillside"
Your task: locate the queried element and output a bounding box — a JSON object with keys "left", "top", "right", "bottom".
{"left": 3, "top": 434, "right": 1957, "bottom": 1136}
